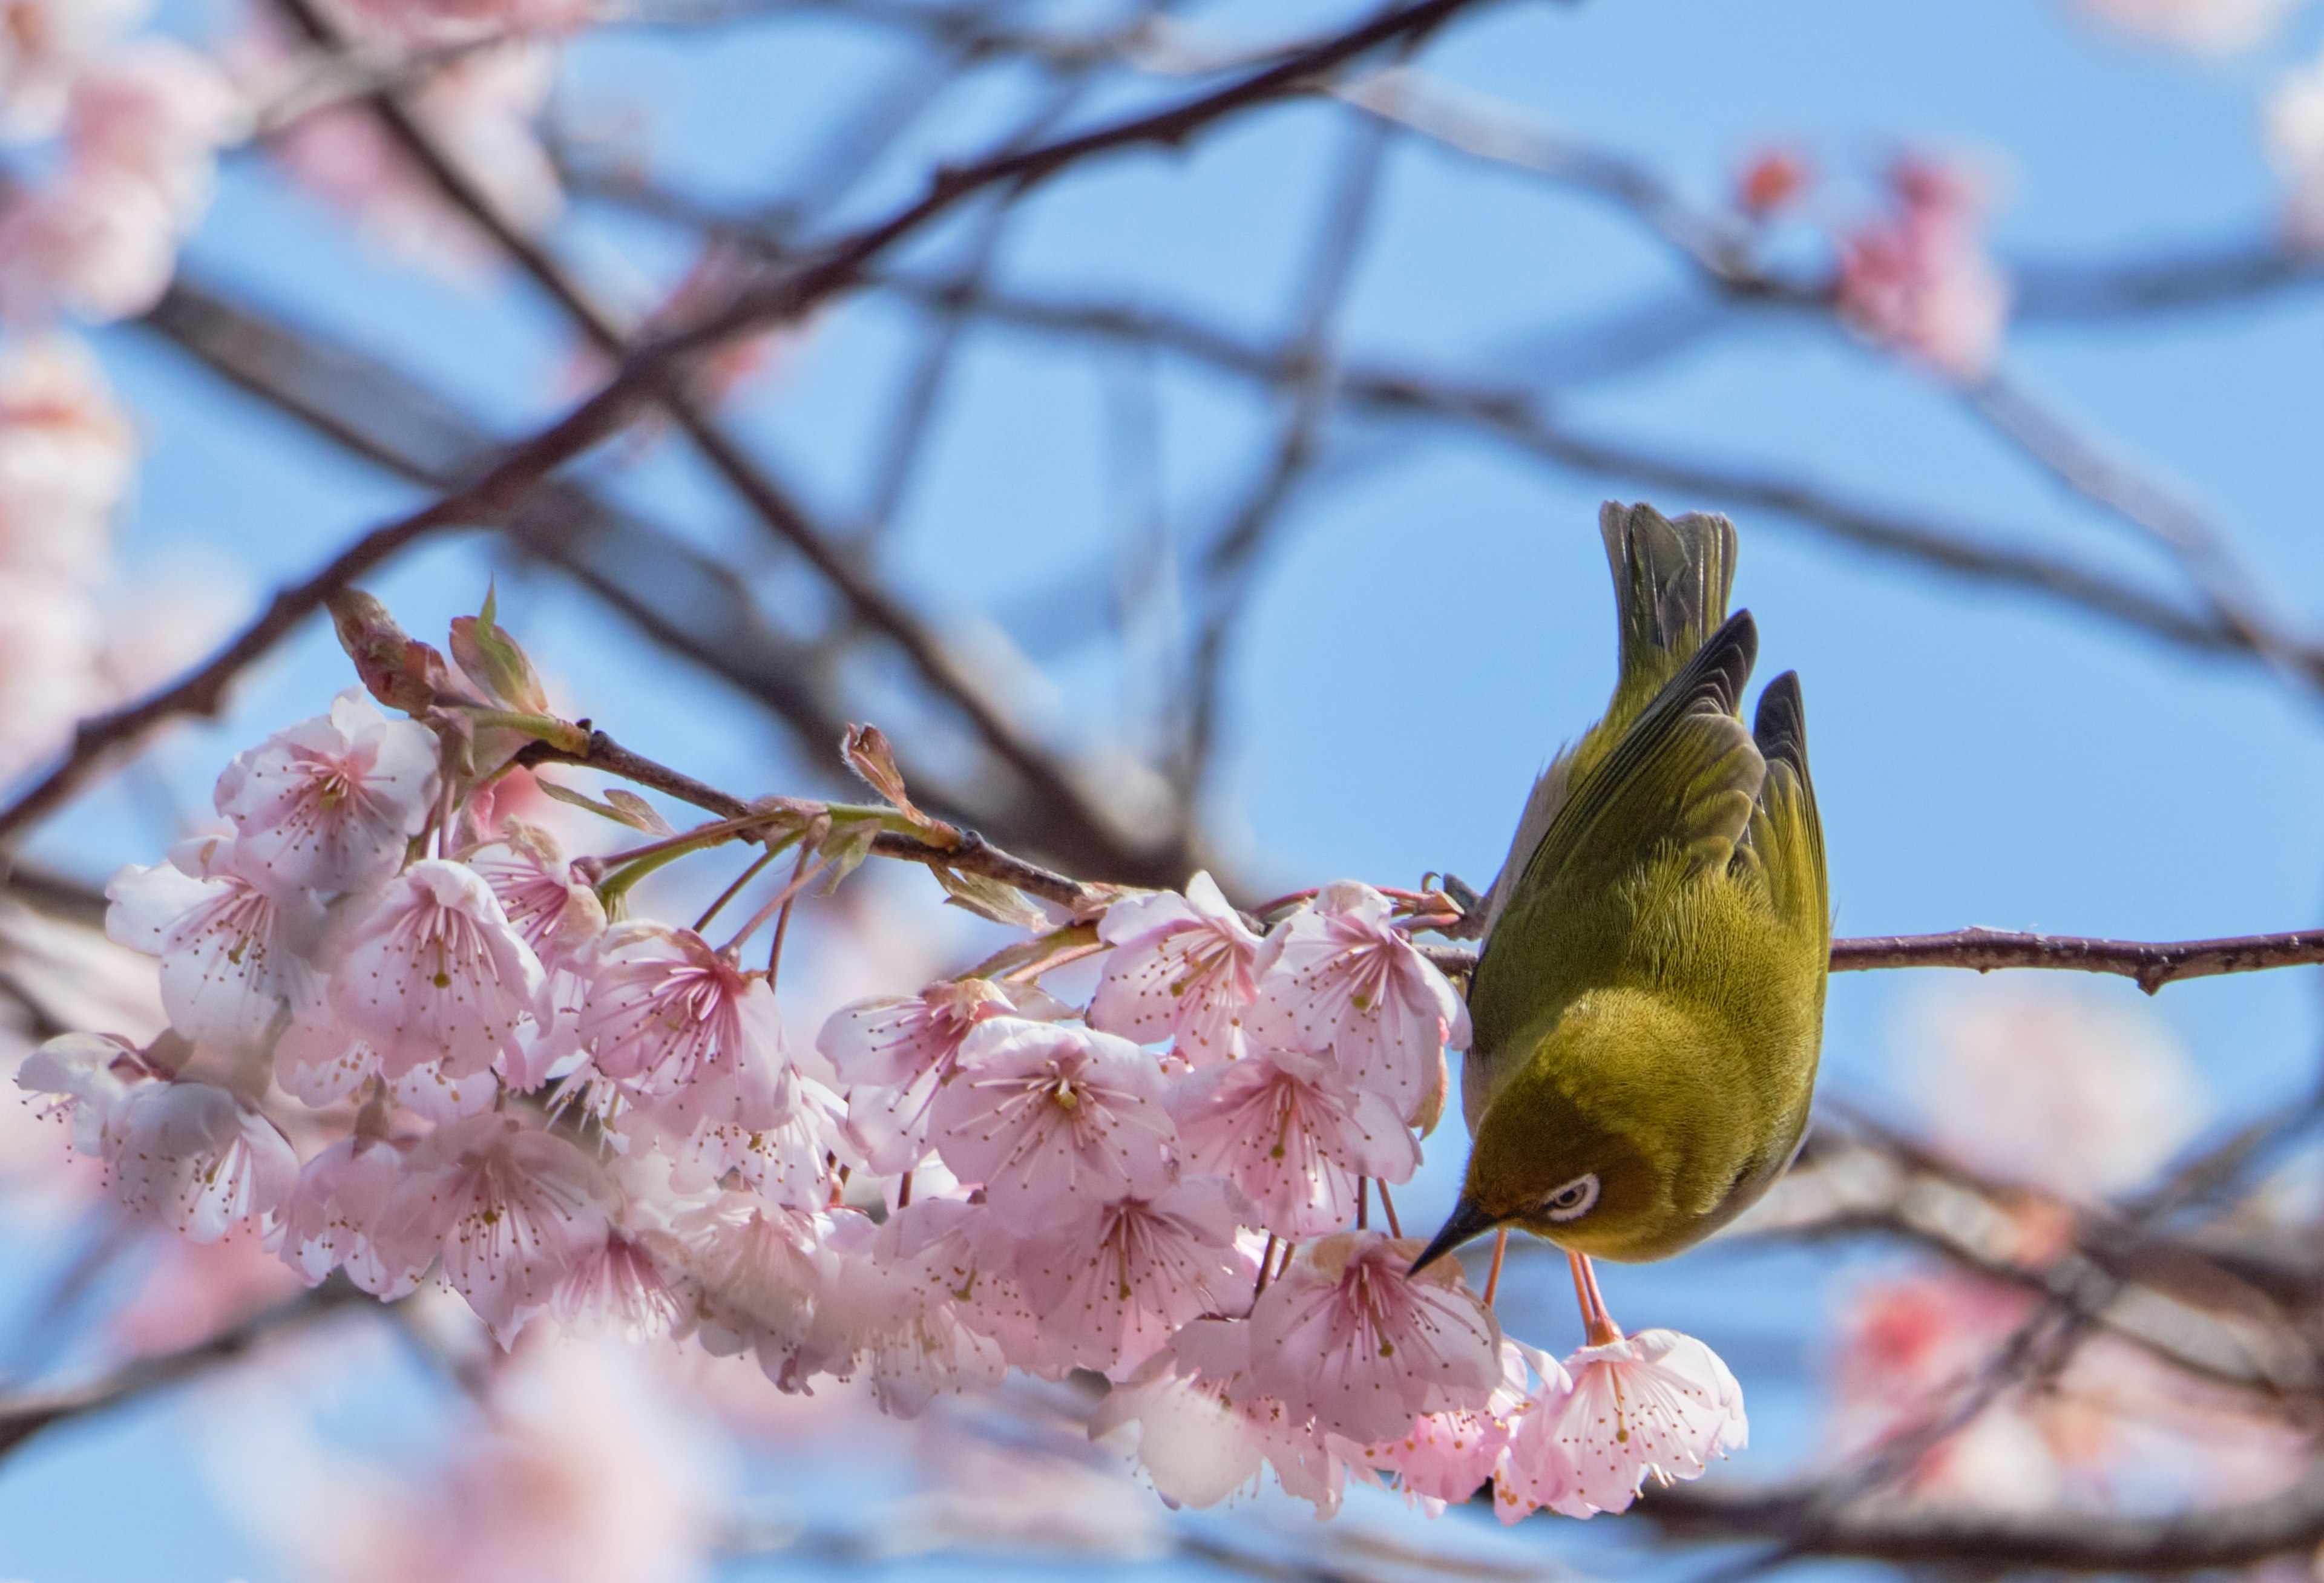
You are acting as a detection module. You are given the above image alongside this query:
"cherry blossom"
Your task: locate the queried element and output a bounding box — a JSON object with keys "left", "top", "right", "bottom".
{"left": 579, "top": 921, "right": 781, "bottom": 1098}
{"left": 369, "top": 1112, "right": 612, "bottom": 1341}
{"left": 0, "top": 162, "right": 179, "bottom": 324}
{"left": 213, "top": 689, "right": 439, "bottom": 897}
{"left": 1011, "top": 1175, "right": 1255, "bottom": 1378}
{"left": 1532, "top": 1328, "right": 1747, "bottom": 1516}
{"left": 0, "top": 332, "right": 133, "bottom": 574}
{"left": 1093, "top": 1317, "right": 1353, "bottom": 1513}
{"left": 0, "top": 0, "right": 149, "bottom": 139}
{"left": 645, "top": 1188, "right": 835, "bottom": 1389}
{"left": 105, "top": 835, "right": 324, "bottom": 1052}
{"left": 1246, "top": 882, "right": 1469, "bottom": 1120}
{"left": 1836, "top": 156, "right": 2010, "bottom": 379}
{"left": 819, "top": 975, "right": 1017, "bottom": 1173}
{"left": 281, "top": 1131, "right": 419, "bottom": 1297}
{"left": 65, "top": 39, "right": 246, "bottom": 214}
{"left": 321, "top": 857, "right": 547, "bottom": 1080}
{"left": 1911, "top": 985, "right": 2204, "bottom": 1200}
{"left": 2072, "top": 0, "right": 2302, "bottom": 53}
{"left": 1088, "top": 871, "right": 1264, "bottom": 1065}
{"left": 806, "top": 1211, "right": 1010, "bottom": 1414}
{"left": 930, "top": 1017, "right": 1177, "bottom": 1228}
{"left": 346, "top": 0, "right": 596, "bottom": 44}
{"left": 15, "top": 1028, "right": 168, "bottom": 1158}
{"left": 870, "top": 1197, "right": 1048, "bottom": 1376}
{"left": 1358, "top": 1337, "right": 1537, "bottom": 1515}
{"left": 1169, "top": 1044, "right": 1417, "bottom": 1237}
{"left": 109, "top": 1078, "right": 299, "bottom": 1241}
{"left": 1246, "top": 1231, "right": 1501, "bottom": 1444}
{"left": 2266, "top": 48, "right": 2324, "bottom": 247}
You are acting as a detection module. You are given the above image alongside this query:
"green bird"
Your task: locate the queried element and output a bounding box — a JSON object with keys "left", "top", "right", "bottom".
{"left": 1412, "top": 502, "right": 1829, "bottom": 1275}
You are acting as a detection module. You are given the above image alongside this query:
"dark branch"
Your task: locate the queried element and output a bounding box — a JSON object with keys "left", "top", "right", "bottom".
{"left": 1419, "top": 926, "right": 2324, "bottom": 992}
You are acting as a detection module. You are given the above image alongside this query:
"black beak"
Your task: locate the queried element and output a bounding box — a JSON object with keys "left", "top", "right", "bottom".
{"left": 1407, "top": 1196, "right": 1499, "bottom": 1276}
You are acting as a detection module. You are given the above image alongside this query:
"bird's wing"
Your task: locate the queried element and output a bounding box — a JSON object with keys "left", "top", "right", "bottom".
{"left": 1471, "top": 612, "right": 1767, "bottom": 1067}
{"left": 1732, "top": 670, "right": 1829, "bottom": 942}
{"left": 1477, "top": 506, "right": 1737, "bottom": 942}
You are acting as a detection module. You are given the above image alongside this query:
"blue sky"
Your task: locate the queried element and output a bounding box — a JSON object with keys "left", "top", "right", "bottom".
{"left": 8, "top": 0, "right": 2324, "bottom": 1575}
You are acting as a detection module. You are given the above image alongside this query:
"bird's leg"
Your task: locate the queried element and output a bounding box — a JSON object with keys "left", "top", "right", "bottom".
{"left": 1482, "top": 1228, "right": 1509, "bottom": 1307}
{"left": 1566, "top": 1250, "right": 1623, "bottom": 1345}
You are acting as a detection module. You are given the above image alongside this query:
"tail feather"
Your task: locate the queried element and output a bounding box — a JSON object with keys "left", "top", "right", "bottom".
{"left": 1601, "top": 502, "right": 1738, "bottom": 723}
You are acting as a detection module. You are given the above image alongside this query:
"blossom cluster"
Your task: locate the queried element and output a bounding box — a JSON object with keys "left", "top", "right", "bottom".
{"left": 0, "top": 1, "right": 244, "bottom": 326}
{"left": 15, "top": 600, "right": 1748, "bottom": 1521}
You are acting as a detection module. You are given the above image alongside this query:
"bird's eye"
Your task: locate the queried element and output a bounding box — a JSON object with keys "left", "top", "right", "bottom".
{"left": 1543, "top": 1173, "right": 1600, "bottom": 1222}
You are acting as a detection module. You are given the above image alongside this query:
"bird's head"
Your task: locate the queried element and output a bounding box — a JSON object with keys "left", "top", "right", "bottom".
{"left": 1408, "top": 1058, "right": 1676, "bottom": 1274}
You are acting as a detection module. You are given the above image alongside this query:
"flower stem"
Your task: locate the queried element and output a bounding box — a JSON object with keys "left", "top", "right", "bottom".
{"left": 1566, "top": 1250, "right": 1622, "bottom": 1345}
{"left": 1375, "top": 1181, "right": 1402, "bottom": 1239}
{"left": 692, "top": 848, "right": 778, "bottom": 932}
{"left": 1483, "top": 1227, "right": 1509, "bottom": 1307}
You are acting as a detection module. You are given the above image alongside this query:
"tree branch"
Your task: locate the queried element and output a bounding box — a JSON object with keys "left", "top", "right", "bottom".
{"left": 0, "top": 1280, "right": 366, "bottom": 1464}
{"left": 1419, "top": 926, "right": 2324, "bottom": 992}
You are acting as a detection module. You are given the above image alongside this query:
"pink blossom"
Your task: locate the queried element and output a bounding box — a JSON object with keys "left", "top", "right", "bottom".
{"left": 105, "top": 835, "right": 324, "bottom": 1051}
{"left": 806, "top": 1210, "right": 1010, "bottom": 1414}
{"left": 369, "top": 1111, "right": 611, "bottom": 1342}
{"left": 0, "top": 162, "right": 179, "bottom": 323}
{"left": 553, "top": 1234, "right": 685, "bottom": 1341}
{"left": 1245, "top": 882, "right": 1469, "bottom": 1120}
{"left": 0, "top": 0, "right": 149, "bottom": 140}
{"left": 0, "top": 571, "right": 100, "bottom": 780}
{"left": 2270, "top": 50, "right": 2324, "bottom": 246}
{"left": 2073, "top": 0, "right": 2301, "bottom": 53}
{"left": 1533, "top": 1329, "right": 1747, "bottom": 1516}
{"left": 65, "top": 39, "right": 246, "bottom": 214}
{"left": 1088, "top": 871, "right": 1263, "bottom": 1065}
{"left": 819, "top": 976, "right": 1017, "bottom": 1173}
{"left": 577, "top": 920, "right": 796, "bottom": 1176}
{"left": 730, "top": 1075, "right": 844, "bottom": 1211}
{"left": 1012, "top": 1175, "right": 1256, "bottom": 1378}
{"left": 15, "top": 1027, "right": 167, "bottom": 1158}
{"left": 345, "top": 0, "right": 595, "bottom": 44}
{"left": 930, "top": 1017, "right": 1177, "bottom": 1228}
{"left": 281, "top": 1131, "right": 418, "bottom": 1297}
{"left": 0, "top": 333, "right": 133, "bottom": 578}
{"left": 324, "top": 857, "right": 547, "bottom": 1080}
{"left": 470, "top": 823, "right": 605, "bottom": 1080}
{"left": 109, "top": 1078, "right": 298, "bottom": 1241}
{"left": 579, "top": 920, "right": 780, "bottom": 1097}
{"left": 1247, "top": 1231, "right": 1501, "bottom": 1444}
{"left": 1358, "top": 1337, "right": 1537, "bottom": 1515}
{"left": 1093, "top": 1318, "right": 1352, "bottom": 1514}
{"left": 1836, "top": 156, "right": 2010, "bottom": 379}
{"left": 870, "top": 1198, "right": 1048, "bottom": 1375}
{"left": 213, "top": 689, "right": 439, "bottom": 897}
{"left": 645, "top": 1188, "right": 834, "bottom": 1388}
{"left": 1169, "top": 1044, "right": 1416, "bottom": 1237}
{"left": 271, "top": 999, "right": 499, "bottom": 1121}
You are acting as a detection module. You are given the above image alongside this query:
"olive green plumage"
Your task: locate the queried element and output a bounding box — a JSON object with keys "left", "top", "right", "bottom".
{"left": 1420, "top": 502, "right": 1830, "bottom": 1270}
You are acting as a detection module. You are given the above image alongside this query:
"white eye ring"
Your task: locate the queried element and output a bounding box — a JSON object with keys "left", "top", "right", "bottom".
{"left": 1544, "top": 1173, "right": 1600, "bottom": 1222}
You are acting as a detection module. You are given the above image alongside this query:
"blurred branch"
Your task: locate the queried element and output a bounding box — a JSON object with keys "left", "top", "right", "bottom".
{"left": 1963, "top": 372, "right": 2324, "bottom": 689}
{"left": 1642, "top": 1464, "right": 2324, "bottom": 1571}
{"left": 1180, "top": 108, "right": 1395, "bottom": 798}
{"left": 0, "top": 1280, "right": 366, "bottom": 1464}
